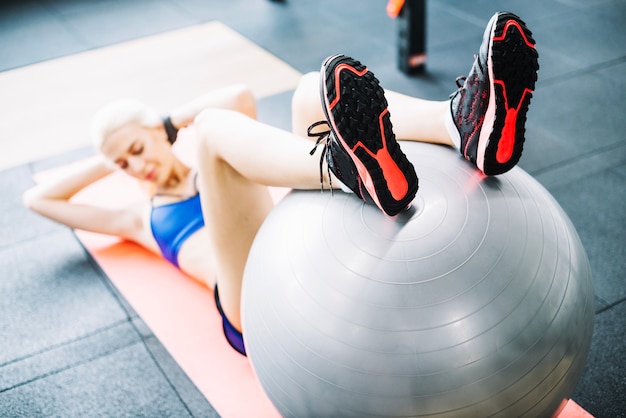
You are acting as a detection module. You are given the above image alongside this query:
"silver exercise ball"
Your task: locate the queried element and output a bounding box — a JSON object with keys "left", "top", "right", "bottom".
{"left": 241, "top": 141, "right": 594, "bottom": 418}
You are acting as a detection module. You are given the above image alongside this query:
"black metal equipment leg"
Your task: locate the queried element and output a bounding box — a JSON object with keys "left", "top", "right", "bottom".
{"left": 397, "top": 0, "right": 426, "bottom": 74}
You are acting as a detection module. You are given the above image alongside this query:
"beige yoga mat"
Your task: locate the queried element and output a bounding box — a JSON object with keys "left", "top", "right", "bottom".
{"left": 0, "top": 20, "right": 302, "bottom": 170}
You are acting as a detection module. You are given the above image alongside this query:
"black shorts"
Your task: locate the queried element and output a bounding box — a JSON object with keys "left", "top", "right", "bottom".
{"left": 214, "top": 286, "right": 246, "bottom": 356}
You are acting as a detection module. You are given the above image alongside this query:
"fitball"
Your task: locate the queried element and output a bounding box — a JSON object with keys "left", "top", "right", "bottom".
{"left": 242, "top": 141, "right": 594, "bottom": 417}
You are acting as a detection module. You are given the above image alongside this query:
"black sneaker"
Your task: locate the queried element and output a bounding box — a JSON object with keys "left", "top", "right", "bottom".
{"left": 316, "top": 54, "right": 419, "bottom": 216}
{"left": 448, "top": 12, "right": 539, "bottom": 175}
{"left": 307, "top": 120, "right": 376, "bottom": 205}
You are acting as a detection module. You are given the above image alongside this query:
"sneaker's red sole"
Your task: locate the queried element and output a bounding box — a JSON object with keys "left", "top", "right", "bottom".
{"left": 480, "top": 13, "right": 539, "bottom": 175}
{"left": 320, "top": 54, "right": 418, "bottom": 216}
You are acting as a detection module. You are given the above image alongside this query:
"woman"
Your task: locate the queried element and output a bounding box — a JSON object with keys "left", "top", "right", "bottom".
{"left": 23, "top": 12, "right": 538, "bottom": 356}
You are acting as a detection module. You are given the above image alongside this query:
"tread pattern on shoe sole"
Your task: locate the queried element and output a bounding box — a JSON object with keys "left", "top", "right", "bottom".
{"left": 483, "top": 13, "right": 539, "bottom": 175}
{"left": 322, "top": 55, "right": 418, "bottom": 216}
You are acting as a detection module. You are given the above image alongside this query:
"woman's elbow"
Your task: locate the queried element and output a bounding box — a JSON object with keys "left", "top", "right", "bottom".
{"left": 22, "top": 187, "right": 57, "bottom": 217}
{"left": 22, "top": 188, "right": 40, "bottom": 211}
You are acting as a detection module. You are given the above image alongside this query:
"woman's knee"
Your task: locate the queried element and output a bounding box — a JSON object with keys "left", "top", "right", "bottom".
{"left": 292, "top": 72, "right": 320, "bottom": 109}
{"left": 196, "top": 107, "right": 241, "bottom": 137}
{"left": 195, "top": 108, "right": 241, "bottom": 155}
{"left": 292, "top": 72, "right": 323, "bottom": 135}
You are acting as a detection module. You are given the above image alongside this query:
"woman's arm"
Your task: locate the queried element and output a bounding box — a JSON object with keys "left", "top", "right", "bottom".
{"left": 23, "top": 156, "right": 143, "bottom": 239}
{"left": 168, "top": 84, "right": 257, "bottom": 130}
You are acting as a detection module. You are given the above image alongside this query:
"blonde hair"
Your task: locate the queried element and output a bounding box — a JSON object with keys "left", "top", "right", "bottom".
{"left": 91, "top": 98, "right": 162, "bottom": 151}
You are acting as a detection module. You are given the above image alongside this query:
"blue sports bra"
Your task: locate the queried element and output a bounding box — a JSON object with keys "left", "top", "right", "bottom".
{"left": 150, "top": 193, "right": 205, "bottom": 267}
{"left": 150, "top": 188, "right": 246, "bottom": 356}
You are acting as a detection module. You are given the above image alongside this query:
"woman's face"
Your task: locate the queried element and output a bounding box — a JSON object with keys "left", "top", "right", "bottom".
{"left": 100, "top": 123, "right": 174, "bottom": 186}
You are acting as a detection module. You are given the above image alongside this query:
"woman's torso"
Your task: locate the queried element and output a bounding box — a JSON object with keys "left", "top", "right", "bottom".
{"left": 149, "top": 193, "right": 204, "bottom": 267}
{"left": 128, "top": 175, "right": 215, "bottom": 288}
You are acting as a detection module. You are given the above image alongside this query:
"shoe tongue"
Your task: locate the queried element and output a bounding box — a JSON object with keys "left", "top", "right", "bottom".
{"left": 326, "top": 139, "right": 362, "bottom": 200}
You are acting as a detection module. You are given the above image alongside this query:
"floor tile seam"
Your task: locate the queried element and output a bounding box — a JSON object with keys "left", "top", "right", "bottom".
{"left": 0, "top": 5, "right": 94, "bottom": 74}
{"left": 73, "top": 231, "right": 141, "bottom": 320}
{"left": 432, "top": 3, "right": 492, "bottom": 29}
{"left": 139, "top": 334, "right": 196, "bottom": 417}
{"left": 538, "top": 55, "right": 626, "bottom": 87}
{"left": 595, "top": 296, "right": 626, "bottom": 315}
{"left": 12, "top": 146, "right": 97, "bottom": 177}
{"left": 0, "top": 318, "right": 132, "bottom": 369}
{"left": 69, "top": 234, "right": 198, "bottom": 415}
{"left": 594, "top": 295, "right": 612, "bottom": 313}
{"left": 530, "top": 140, "right": 625, "bottom": 178}
{"left": 0, "top": 227, "right": 72, "bottom": 252}
{"left": 0, "top": 17, "right": 203, "bottom": 73}
{"left": 0, "top": 339, "right": 144, "bottom": 395}
{"left": 164, "top": 0, "right": 207, "bottom": 25}
{"left": 553, "top": 0, "right": 620, "bottom": 12}
{"left": 11, "top": 6, "right": 227, "bottom": 68}
{"left": 46, "top": 4, "right": 95, "bottom": 53}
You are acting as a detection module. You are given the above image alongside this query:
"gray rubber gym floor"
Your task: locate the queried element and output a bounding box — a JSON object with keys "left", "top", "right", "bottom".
{"left": 1, "top": 0, "right": 624, "bottom": 417}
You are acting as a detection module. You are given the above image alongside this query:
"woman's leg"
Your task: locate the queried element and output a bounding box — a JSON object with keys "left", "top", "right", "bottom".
{"left": 194, "top": 108, "right": 333, "bottom": 330}
{"left": 385, "top": 91, "right": 453, "bottom": 146}
{"left": 291, "top": 71, "right": 454, "bottom": 147}
{"left": 196, "top": 72, "right": 452, "bottom": 329}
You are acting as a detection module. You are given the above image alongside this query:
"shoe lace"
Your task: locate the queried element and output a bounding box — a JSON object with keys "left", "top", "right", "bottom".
{"left": 449, "top": 76, "right": 466, "bottom": 100}
{"left": 452, "top": 54, "right": 476, "bottom": 92}
{"left": 307, "top": 120, "right": 333, "bottom": 193}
